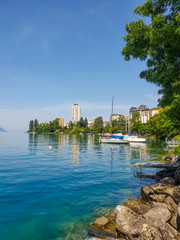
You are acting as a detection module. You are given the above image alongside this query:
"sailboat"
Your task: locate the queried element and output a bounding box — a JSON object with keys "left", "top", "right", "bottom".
{"left": 100, "top": 97, "right": 130, "bottom": 144}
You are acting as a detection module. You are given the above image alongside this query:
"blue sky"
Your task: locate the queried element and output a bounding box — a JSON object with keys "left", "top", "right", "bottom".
{"left": 0, "top": 0, "right": 159, "bottom": 131}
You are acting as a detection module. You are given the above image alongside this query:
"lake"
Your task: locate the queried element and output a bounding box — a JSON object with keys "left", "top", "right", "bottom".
{"left": 0, "top": 132, "right": 166, "bottom": 240}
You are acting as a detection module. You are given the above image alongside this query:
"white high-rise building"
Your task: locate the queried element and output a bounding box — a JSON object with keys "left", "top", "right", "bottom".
{"left": 72, "top": 104, "right": 81, "bottom": 124}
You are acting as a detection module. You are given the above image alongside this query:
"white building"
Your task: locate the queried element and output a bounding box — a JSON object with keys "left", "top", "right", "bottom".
{"left": 72, "top": 104, "right": 81, "bottom": 124}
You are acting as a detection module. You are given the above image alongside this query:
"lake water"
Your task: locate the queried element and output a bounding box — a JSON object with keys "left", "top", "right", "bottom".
{"left": 0, "top": 132, "right": 166, "bottom": 240}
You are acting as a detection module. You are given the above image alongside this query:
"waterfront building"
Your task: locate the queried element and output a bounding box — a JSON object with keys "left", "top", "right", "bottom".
{"left": 72, "top": 104, "right": 81, "bottom": 124}
{"left": 138, "top": 105, "right": 149, "bottom": 123}
{"left": 88, "top": 120, "right": 93, "bottom": 128}
{"left": 129, "top": 105, "right": 149, "bottom": 123}
{"left": 110, "top": 114, "right": 121, "bottom": 121}
{"left": 149, "top": 108, "right": 161, "bottom": 118}
{"left": 129, "top": 105, "right": 161, "bottom": 124}
{"left": 56, "top": 118, "right": 64, "bottom": 127}
{"left": 129, "top": 107, "right": 138, "bottom": 119}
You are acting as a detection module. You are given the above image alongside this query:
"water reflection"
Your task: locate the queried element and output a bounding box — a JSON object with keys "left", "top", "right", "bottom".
{"left": 28, "top": 133, "right": 38, "bottom": 154}
{"left": 70, "top": 135, "right": 80, "bottom": 167}
{"left": 129, "top": 143, "right": 148, "bottom": 160}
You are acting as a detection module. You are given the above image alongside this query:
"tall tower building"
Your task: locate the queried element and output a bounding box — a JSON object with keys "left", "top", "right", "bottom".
{"left": 72, "top": 104, "right": 81, "bottom": 124}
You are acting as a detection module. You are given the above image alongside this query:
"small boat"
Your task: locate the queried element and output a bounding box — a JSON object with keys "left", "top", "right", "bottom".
{"left": 100, "top": 134, "right": 129, "bottom": 144}
{"left": 100, "top": 137, "right": 129, "bottom": 144}
{"left": 124, "top": 134, "right": 146, "bottom": 143}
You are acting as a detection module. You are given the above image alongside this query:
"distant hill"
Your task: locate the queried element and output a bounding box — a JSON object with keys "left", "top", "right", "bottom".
{"left": 0, "top": 127, "right": 6, "bottom": 132}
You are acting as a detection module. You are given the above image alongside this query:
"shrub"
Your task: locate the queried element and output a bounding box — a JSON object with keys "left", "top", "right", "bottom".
{"left": 174, "top": 135, "right": 180, "bottom": 141}
{"left": 174, "top": 146, "right": 180, "bottom": 156}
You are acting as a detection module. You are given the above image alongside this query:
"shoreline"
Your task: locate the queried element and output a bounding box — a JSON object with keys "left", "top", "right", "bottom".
{"left": 86, "top": 155, "right": 180, "bottom": 240}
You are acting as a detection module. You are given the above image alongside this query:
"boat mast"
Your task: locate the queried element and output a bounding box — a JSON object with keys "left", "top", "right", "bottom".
{"left": 110, "top": 96, "right": 114, "bottom": 135}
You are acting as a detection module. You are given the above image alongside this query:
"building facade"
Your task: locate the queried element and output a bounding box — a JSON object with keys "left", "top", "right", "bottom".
{"left": 110, "top": 114, "right": 121, "bottom": 121}
{"left": 129, "top": 105, "right": 161, "bottom": 124}
{"left": 72, "top": 104, "right": 81, "bottom": 124}
{"left": 56, "top": 118, "right": 64, "bottom": 127}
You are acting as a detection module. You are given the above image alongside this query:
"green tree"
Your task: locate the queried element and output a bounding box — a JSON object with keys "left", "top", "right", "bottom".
{"left": 68, "top": 121, "right": 75, "bottom": 131}
{"left": 122, "top": 0, "right": 180, "bottom": 117}
{"left": 29, "top": 120, "right": 34, "bottom": 132}
{"left": 92, "top": 116, "right": 104, "bottom": 133}
{"left": 84, "top": 117, "right": 88, "bottom": 127}
{"left": 34, "top": 119, "right": 39, "bottom": 130}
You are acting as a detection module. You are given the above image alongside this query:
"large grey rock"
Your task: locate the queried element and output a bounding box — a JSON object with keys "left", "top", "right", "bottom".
{"left": 115, "top": 205, "right": 144, "bottom": 238}
{"left": 143, "top": 206, "right": 171, "bottom": 228}
{"left": 140, "top": 223, "right": 162, "bottom": 240}
{"left": 158, "top": 222, "right": 180, "bottom": 239}
{"left": 144, "top": 206, "right": 171, "bottom": 222}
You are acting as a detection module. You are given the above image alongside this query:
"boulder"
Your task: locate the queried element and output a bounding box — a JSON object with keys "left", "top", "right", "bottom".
{"left": 115, "top": 205, "right": 144, "bottom": 238}
{"left": 156, "top": 168, "right": 175, "bottom": 180}
{"left": 140, "top": 223, "right": 162, "bottom": 240}
{"left": 159, "top": 177, "right": 175, "bottom": 186}
{"left": 141, "top": 186, "right": 153, "bottom": 202}
{"left": 143, "top": 206, "right": 171, "bottom": 228}
{"left": 150, "top": 184, "right": 180, "bottom": 204}
{"left": 158, "top": 222, "right": 180, "bottom": 239}
{"left": 89, "top": 210, "right": 116, "bottom": 239}
{"left": 94, "top": 217, "right": 108, "bottom": 226}
{"left": 124, "top": 197, "right": 150, "bottom": 215}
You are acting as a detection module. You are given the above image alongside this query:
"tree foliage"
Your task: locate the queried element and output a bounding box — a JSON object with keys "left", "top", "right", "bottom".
{"left": 29, "top": 120, "right": 34, "bottom": 132}
{"left": 92, "top": 116, "right": 104, "bottom": 133}
{"left": 122, "top": 0, "right": 180, "bottom": 115}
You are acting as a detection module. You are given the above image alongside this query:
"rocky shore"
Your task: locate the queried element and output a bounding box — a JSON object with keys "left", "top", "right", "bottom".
{"left": 86, "top": 155, "right": 180, "bottom": 240}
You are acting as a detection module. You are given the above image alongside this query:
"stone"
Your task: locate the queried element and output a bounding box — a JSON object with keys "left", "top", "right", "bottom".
{"left": 141, "top": 186, "right": 153, "bottom": 202}
{"left": 150, "top": 184, "right": 180, "bottom": 203}
{"left": 124, "top": 197, "right": 150, "bottom": 215}
{"left": 149, "top": 193, "right": 166, "bottom": 202}
{"left": 175, "top": 167, "right": 180, "bottom": 185}
{"left": 159, "top": 177, "right": 175, "bottom": 186}
{"left": 156, "top": 168, "right": 175, "bottom": 180}
{"left": 170, "top": 213, "right": 178, "bottom": 229}
{"left": 89, "top": 210, "right": 116, "bottom": 239}
{"left": 95, "top": 217, "right": 108, "bottom": 226}
{"left": 143, "top": 206, "right": 171, "bottom": 228}
{"left": 115, "top": 205, "right": 144, "bottom": 238}
{"left": 164, "top": 195, "right": 177, "bottom": 212}
{"left": 85, "top": 238, "right": 126, "bottom": 240}
{"left": 158, "top": 222, "right": 180, "bottom": 239}
{"left": 140, "top": 223, "right": 162, "bottom": 240}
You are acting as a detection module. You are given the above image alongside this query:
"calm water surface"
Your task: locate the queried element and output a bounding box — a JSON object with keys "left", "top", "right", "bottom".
{"left": 0, "top": 132, "right": 167, "bottom": 240}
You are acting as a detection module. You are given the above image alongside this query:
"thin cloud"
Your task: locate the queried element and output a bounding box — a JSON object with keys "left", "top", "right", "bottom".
{"left": 16, "top": 25, "right": 34, "bottom": 43}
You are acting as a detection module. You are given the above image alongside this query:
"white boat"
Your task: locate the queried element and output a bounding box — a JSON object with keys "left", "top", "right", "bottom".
{"left": 100, "top": 136, "right": 129, "bottom": 144}
{"left": 124, "top": 134, "right": 146, "bottom": 143}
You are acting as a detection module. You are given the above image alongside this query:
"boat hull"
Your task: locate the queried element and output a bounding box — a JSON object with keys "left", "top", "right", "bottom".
{"left": 100, "top": 138, "right": 129, "bottom": 144}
